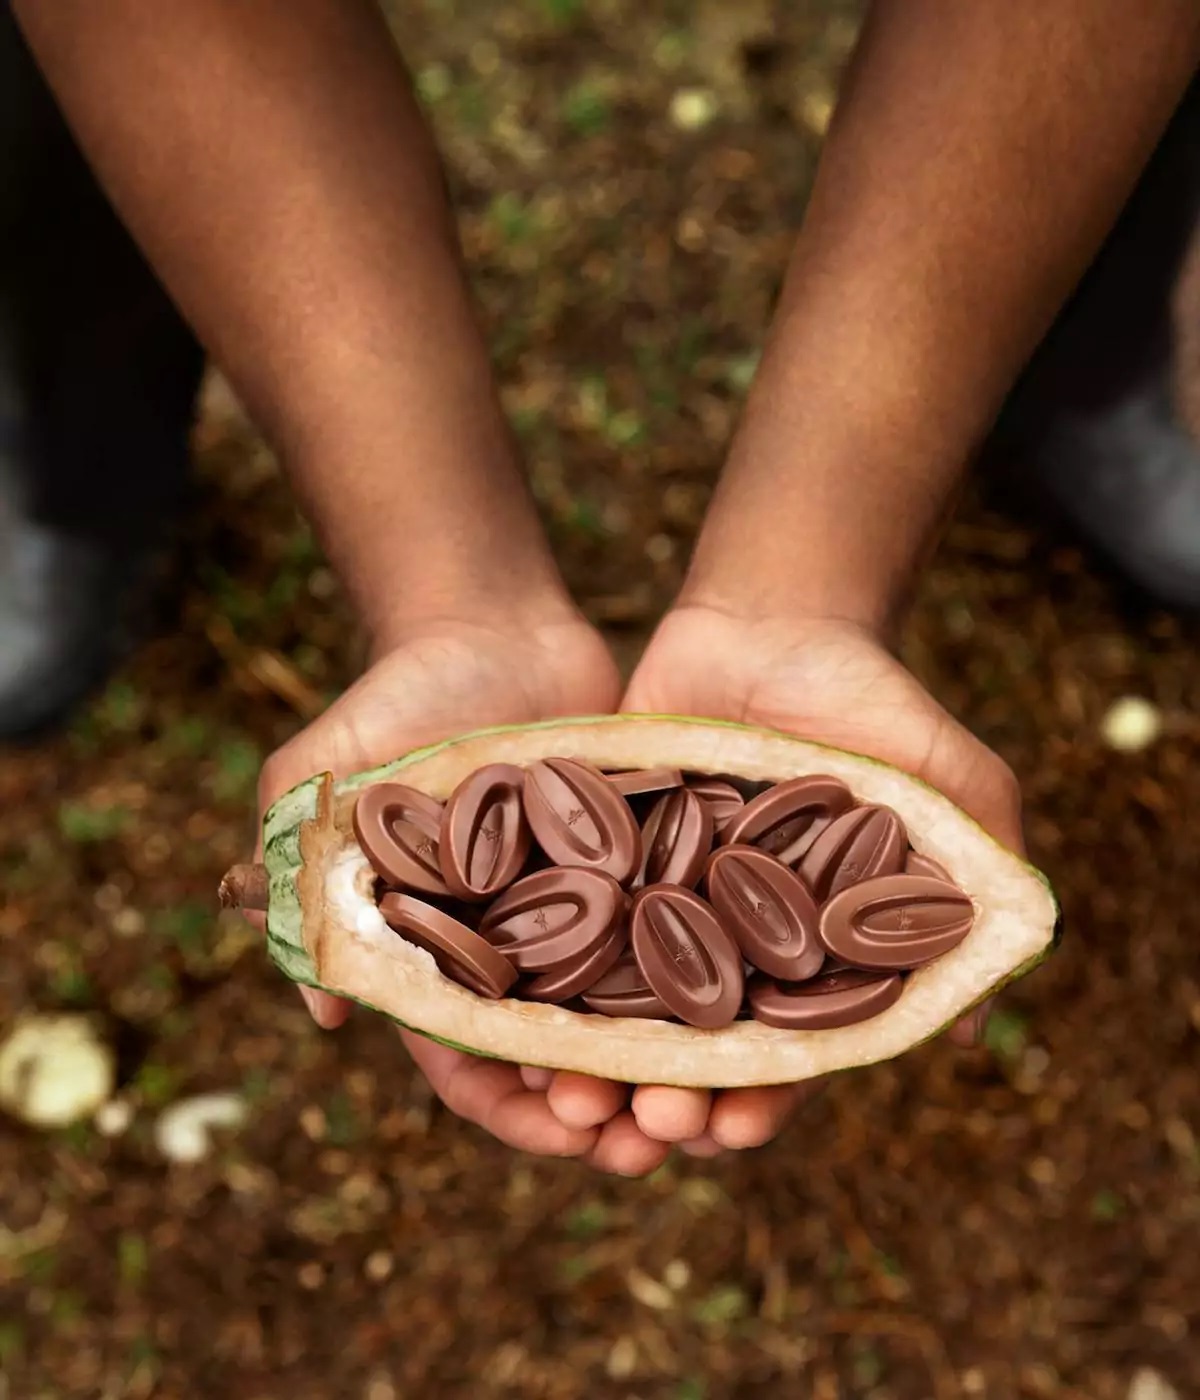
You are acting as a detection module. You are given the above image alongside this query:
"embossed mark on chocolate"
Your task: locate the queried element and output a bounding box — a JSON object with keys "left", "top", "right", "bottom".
{"left": 379, "top": 891, "right": 517, "bottom": 999}
{"left": 630, "top": 885, "right": 744, "bottom": 1029}
{"left": 720, "top": 775, "right": 854, "bottom": 866}
{"left": 748, "top": 968, "right": 903, "bottom": 1030}
{"left": 353, "top": 782, "right": 450, "bottom": 897}
{"left": 819, "top": 874, "right": 975, "bottom": 970}
{"left": 523, "top": 758, "right": 641, "bottom": 885}
{"left": 479, "top": 867, "right": 625, "bottom": 973}
{"left": 522, "top": 925, "right": 625, "bottom": 1003}
{"left": 635, "top": 788, "right": 714, "bottom": 891}
{"left": 439, "top": 763, "right": 531, "bottom": 901}
{"left": 705, "top": 844, "right": 825, "bottom": 981}
{"left": 799, "top": 805, "right": 907, "bottom": 903}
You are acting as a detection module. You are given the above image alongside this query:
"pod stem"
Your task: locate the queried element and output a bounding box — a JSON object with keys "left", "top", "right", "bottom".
{"left": 219, "top": 863, "right": 270, "bottom": 911}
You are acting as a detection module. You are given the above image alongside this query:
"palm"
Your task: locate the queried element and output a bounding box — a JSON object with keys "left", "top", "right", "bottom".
{"left": 257, "top": 619, "right": 674, "bottom": 1173}
{"left": 611, "top": 605, "right": 1024, "bottom": 1156}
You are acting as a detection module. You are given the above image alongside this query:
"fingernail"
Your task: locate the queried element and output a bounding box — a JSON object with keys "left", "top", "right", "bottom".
{"left": 298, "top": 986, "right": 324, "bottom": 1025}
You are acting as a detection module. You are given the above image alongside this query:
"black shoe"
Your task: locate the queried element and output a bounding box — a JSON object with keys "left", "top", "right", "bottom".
{"left": 1021, "top": 372, "right": 1200, "bottom": 609}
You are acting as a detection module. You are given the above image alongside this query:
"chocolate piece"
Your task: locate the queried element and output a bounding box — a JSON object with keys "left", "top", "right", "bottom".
{"left": 379, "top": 891, "right": 517, "bottom": 999}
{"left": 606, "top": 767, "right": 684, "bottom": 798}
{"left": 524, "top": 927, "right": 625, "bottom": 1003}
{"left": 523, "top": 758, "right": 641, "bottom": 886}
{"left": 634, "top": 788, "right": 714, "bottom": 891}
{"left": 704, "top": 845, "right": 824, "bottom": 981}
{"left": 720, "top": 776, "right": 854, "bottom": 865}
{"left": 353, "top": 783, "right": 450, "bottom": 897}
{"left": 581, "top": 952, "right": 672, "bottom": 1019}
{"left": 905, "top": 850, "right": 950, "bottom": 882}
{"left": 479, "top": 867, "right": 625, "bottom": 972}
{"left": 630, "top": 886, "right": 744, "bottom": 1029}
{"left": 819, "top": 874, "right": 975, "bottom": 970}
{"left": 799, "top": 805, "right": 907, "bottom": 902}
{"left": 439, "top": 763, "right": 532, "bottom": 901}
{"left": 685, "top": 777, "right": 745, "bottom": 835}
{"left": 748, "top": 968, "right": 903, "bottom": 1030}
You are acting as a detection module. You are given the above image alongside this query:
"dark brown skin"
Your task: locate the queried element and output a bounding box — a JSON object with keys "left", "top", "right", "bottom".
{"left": 16, "top": 0, "right": 1200, "bottom": 1169}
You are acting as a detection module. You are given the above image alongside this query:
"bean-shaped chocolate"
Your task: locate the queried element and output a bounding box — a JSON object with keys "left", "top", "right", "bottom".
{"left": 630, "top": 886, "right": 744, "bottom": 1029}
{"left": 479, "top": 867, "right": 625, "bottom": 973}
{"left": 522, "top": 757, "right": 641, "bottom": 886}
{"left": 720, "top": 775, "right": 854, "bottom": 866}
{"left": 748, "top": 968, "right": 903, "bottom": 1030}
{"left": 634, "top": 788, "right": 714, "bottom": 891}
{"left": 905, "top": 850, "right": 950, "bottom": 882}
{"left": 581, "top": 952, "right": 672, "bottom": 1019}
{"left": 605, "top": 767, "right": 684, "bottom": 798}
{"left": 799, "top": 804, "right": 907, "bottom": 903}
{"left": 819, "top": 874, "right": 975, "bottom": 970}
{"left": 523, "top": 927, "right": 625, "bottom": 1003}
{"left": 439, "top": 763, "right": 532, "bottom": 901}
{"left": 353, "top": 782, "right": 450, "bottom": 897}
{"left": 685, "top": 777, "right": 745, "bottom": 835}
{"left": 704, "top": 844, "right": 825, "bottom": 981}
{"left": 379, "top": 892, "right": 517, "bottom": 999}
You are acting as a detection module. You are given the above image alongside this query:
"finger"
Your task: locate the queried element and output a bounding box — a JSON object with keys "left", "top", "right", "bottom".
{"left": 948, "top": 998, "right": 995, "bottom": 1049}
{"left": 586, "top": 1111, "right": 672, "bottom": 1177}
{"left": 631, "top": 1085, "right": 712, "bottom": 1143}
{"left": 547, "top": 1072, "right": 629, "bottom": 1131}
{"left": 709, "top": 1080, "right": 825, "bottom": 1151}
{"left": 678, "top": 1132, "right": 724, "bottom": 1158}
{"left": 300, "top": 985, "right": 353, "bottom": 1030}
{"left": 521, "top": 1066, "right": 554, "bottom": 1091}
{"left": 401, "top": 1031, "right": 597, "bottom": 1157}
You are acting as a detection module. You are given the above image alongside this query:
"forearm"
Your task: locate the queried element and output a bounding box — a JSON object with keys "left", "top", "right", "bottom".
{"left": 14, "top": 0, "right": 571, "bottom": 648}
{"left": 686, "top": 0, "right": 1200, "bottom": 634}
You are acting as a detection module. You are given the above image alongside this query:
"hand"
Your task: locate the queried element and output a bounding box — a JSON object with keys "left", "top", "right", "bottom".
{"left": 254, "top": 613, "right": 685, "bottom": 1174}
{"left": 615, "top": 604, "right": 1025, "bottom": 1157}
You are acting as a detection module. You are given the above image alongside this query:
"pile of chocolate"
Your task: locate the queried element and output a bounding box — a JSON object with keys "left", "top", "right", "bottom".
{"left": 353, "top": 759, "right": 975, "bottom": 1032}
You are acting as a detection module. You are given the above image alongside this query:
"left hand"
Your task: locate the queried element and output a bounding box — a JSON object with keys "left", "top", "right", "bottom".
{"left": 605, "top": 603, "right": 1025, "bottom": 1158}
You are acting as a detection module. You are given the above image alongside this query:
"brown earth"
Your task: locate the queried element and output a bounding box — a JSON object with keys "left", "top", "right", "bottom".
{"left": 2, "top": 2, "right": 1199, "bottom": 1397}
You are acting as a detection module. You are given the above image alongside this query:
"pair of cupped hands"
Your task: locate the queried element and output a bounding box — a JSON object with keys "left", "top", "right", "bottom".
{"left": 256, "top": 602, "right": 1024, "bottom": 1176}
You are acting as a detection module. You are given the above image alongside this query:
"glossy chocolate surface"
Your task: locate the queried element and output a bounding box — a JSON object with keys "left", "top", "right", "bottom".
{"left": 819, "top": 874, "right": 975, "bottom": 970}
{"left": 630, "top": 885, "right": 744, "bottom": 1029}
{"left": 354, "top": 782, "right": 450, "bottom": 897}
{"left": 479, "top": 867, "right": 625, "bottom": 972}
{"left": 523, "top": 757, "right": 641, "bottom": 885}
{"left": 605, "top": 767, "right": 684, "bottom": 798}
{"left": 905, "top": 850, "right": 951, "bottom": 882}
{"left": 748, "top": 968, "right": 903, "bottom": 1030}
{"left": 720, "top": 775, "right": 854, "bottom": 866}
{"left": 523, "top": 926, "right": 625, "bottom": 1003}
{"left": 581, "top": 952, "right": 672, "bottom": 1019}
{"left": 704, "top": 844, "right": 825, "bottom": 981}
{"left": 635, "top": 788, "right": 713, "bottom": 891}
{"left": 439, "top": 763, "right": 532, "bottom": 901}
{"left": 685, "top": 777, "right": 746, "bottom": 834}
{"left": 799, "top": 804, "right": 907, "bottom": 902}
{"left": 379, "top": 891, "right": 517, "bottom": 999}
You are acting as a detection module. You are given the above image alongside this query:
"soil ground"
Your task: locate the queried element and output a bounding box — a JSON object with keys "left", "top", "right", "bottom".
{"left": 2, "top": 3, "right": 1199, "bottom": 1397}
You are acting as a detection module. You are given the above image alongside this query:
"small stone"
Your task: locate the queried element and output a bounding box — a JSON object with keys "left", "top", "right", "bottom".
{"left": 94, "top": 1098, "right": 134, "bottom": 1138}
{"left": 606, "top": 1336, "right": 638, "bottom": 1379}
{"left": 626, "top": 1268, "right": 674, "bottom": 1310}
{"left": 1128, "top": 1368, "right": 1179, "bottom": 1400}
{"left": 0, "top": 1015, "right": 115, "bottom": 1128}
{"left": 1101, "top": 696, "right": 1162, "bottom": 752}
{"left": 154, "top": 1092, "right": 247, "bottom": 1163}
{"left": 670, "top": 88, "right": 719, "bottom": 131}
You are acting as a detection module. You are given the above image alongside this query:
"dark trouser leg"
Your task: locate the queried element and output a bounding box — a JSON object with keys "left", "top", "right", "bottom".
{"left": 988, "top": 76, "right": 1200, "bottom": 607}
{"left": 0, "top": 5, "right": 204, "bottom": 737}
